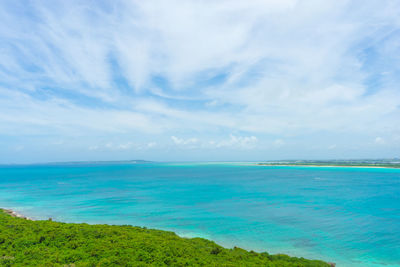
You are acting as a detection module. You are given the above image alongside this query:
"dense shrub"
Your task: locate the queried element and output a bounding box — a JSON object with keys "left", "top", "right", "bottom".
{"left": 0, "top": 209, "right": 329, "bottom": 266}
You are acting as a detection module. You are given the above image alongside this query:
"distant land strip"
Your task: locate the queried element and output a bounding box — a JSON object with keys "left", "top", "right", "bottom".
{"left": 257, "top": 160, "right": 400, "bottom": 169}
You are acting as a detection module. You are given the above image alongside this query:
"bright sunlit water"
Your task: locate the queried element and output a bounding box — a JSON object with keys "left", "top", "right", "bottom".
{"left": 0, "top": 162, "right": 399, "bottom": 266}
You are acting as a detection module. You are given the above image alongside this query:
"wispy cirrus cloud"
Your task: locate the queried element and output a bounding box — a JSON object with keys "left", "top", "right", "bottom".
{"left": 0, "top": 0, "right": 399, "bottom": 162}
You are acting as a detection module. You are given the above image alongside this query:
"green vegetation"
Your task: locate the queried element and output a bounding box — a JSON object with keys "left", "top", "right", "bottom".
{"left": 0, "top": 209, "right": 329, "bottom": 266}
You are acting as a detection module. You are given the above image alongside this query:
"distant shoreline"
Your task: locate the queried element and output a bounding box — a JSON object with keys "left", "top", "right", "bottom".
{"left": 256, "top": 164, "right": 400, "bottom": 169}
{"left": 1, "top": 208, "right": 34, "bottom": 221}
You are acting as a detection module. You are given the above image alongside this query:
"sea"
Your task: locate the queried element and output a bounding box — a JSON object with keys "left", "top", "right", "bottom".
{"left": 0, "top": 162, "right": 399, "bottom": 266}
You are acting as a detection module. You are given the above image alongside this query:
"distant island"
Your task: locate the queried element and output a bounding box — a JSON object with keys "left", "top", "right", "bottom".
{"left": 0, "top": 209, "right": 332, "bottom": 266}
{"left": 1, "top": 160, "right": 154, "bottom": 166}
{"left": 257, "top": 159, "right": 400, "bottom": 168}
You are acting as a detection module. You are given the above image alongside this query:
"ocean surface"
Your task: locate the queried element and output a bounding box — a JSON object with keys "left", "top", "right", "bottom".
{"left": 0, "top": 162, "right": 399, "bottom": 266}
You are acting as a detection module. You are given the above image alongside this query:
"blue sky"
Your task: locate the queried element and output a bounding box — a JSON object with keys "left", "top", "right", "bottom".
{"left": 1, "top": 0, "right": 400, "bottom": 163}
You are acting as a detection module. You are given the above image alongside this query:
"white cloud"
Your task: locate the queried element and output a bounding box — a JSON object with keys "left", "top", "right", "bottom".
{"left": 170, "top": 135, "right": 258, "bottom": 150}
{"left": 88, "top": 145, "right": 99, "bottom": 151}
{"left": 215, "top": 135, "right": 258, "bottom": 149}
{"left": 375, "top": 137, "right": 385, "bottom": 145}
{"left": 328, "top": 144, "right": 337, "bottom": 150}
{"left": 273, "top": 139, "right": 285, "bottom": 147}
{"left": 0, "top": 87, "right": 166, "bottom": 135}
{"left": 147, "top": 142, "right": 157, "bottom": 148}
{"left": 105, "top": 143, "right": 113, "bottom": 149}
{"left": 88, "top": 142, "right": 135, "bottom": 151}
{"left": 171, "top": 136, "right": 198, "bottom": 146}
{"left": 117, "top": 142, "right": 134, "bottom": 150}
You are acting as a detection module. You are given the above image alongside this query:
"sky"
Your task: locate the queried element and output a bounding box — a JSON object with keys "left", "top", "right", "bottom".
{"left": 0, "top": 0, "right": 400, "bottom": 163}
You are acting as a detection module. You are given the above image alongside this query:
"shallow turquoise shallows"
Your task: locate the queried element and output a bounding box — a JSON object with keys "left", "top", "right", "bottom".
{"left": 0, "top": 162, "right": 399, "bottom": 266}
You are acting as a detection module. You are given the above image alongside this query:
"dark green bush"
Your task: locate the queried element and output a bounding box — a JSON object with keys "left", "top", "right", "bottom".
{"left": 0, "top": 209, "right": 329, "bottom": 266}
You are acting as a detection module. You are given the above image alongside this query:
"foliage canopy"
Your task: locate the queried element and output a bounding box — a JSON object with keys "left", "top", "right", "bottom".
{"left": 0, "top": 209, "right": 329, "bottom": 266}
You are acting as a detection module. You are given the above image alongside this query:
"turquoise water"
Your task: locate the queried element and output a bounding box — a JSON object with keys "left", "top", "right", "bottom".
{"left": 0, "top": 162, "right": 399, "bottom": 266}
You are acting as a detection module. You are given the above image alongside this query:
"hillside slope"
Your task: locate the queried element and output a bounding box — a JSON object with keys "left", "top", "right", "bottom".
{"left": 0, "top": 209, "right": 330, "bottom": 266}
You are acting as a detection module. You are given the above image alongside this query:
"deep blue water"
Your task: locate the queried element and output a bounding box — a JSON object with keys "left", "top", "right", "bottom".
{"left": 0, "top": 162, "right": 399, "bottom": 266}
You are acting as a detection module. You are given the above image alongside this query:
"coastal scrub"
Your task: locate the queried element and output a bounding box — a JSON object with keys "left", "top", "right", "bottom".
{"left": 0, "top": 209, "right": 330, "bottom": 266}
